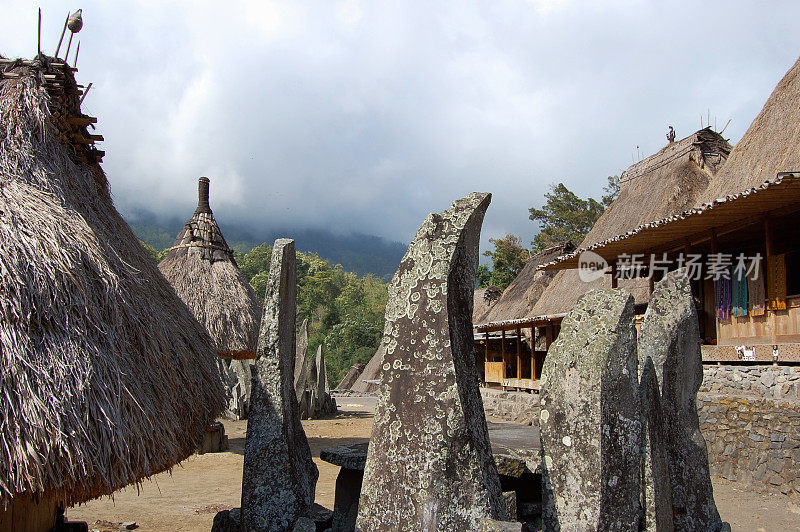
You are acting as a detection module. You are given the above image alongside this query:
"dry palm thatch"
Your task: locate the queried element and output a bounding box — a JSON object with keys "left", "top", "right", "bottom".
{"left": 472, "top": 286, "right": 502, "bottom": 324}
{"left": 702, "top": 56, "right": 800, "bottom": 201}
{"left": 0, "top": 56, "right": 224, "bottom": 508}
{"left": 158, "top": 177, "right": 261, "bottom": 359}
{"left": 478, "top": 242, "right": 574, "bottom": 324}
{"left": 530, "top": 129, "right": 731, "bottom": 316}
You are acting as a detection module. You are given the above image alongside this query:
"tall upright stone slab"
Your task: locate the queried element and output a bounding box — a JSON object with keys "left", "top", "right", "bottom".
{"left": 539, "top": 288, "right": 641, "bottom": 531}
{"left": 310, "top": 345, "right": 337, "bottom": 418}
{"left": 639, "top": 270, "right": 724, "bottom": 531}
{"left": 240, "top": 239, "right": 319, "bottom": 532}
{"left": 639, "top": 358, "right": 674, "bottom": 532}
{"left": 356, "top": 193, "right": 507, "bottom": 531}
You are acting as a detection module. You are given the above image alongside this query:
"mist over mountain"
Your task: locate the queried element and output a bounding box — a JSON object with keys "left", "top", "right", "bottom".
{"left": 125, "top": 208, "right": 406, "bottom": 280}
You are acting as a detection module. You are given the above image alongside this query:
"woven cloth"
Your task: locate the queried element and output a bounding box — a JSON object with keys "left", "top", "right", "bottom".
{"left": 767, "top": 254, "right": 787, "bottom": 311}
{"left": 715, "top": 272, "right": 732, "bottom": 320}
{"left": 748, "top": 256, "right": 766, "bottom": 316}
{"left": 732, "top": 266, "right": 748, "bottom": 317}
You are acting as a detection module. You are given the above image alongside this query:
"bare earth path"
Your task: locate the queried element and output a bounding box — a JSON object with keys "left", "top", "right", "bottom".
{"left": 68, "top": 400, "right": 799, "bottom": 532}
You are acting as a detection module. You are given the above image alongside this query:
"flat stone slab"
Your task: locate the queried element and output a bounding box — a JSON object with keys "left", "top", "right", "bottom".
{"left": 320, "top": 422, "right": 542, "bottom": 476}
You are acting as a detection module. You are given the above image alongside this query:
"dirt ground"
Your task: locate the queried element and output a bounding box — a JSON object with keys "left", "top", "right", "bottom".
{"left": 68, "top": 408, "right": 800, "bottom": 532}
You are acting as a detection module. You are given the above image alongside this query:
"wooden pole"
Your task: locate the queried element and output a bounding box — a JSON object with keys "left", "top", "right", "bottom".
{"left": 37, "top": 9, "right": 42, "bottom": 56}
{"left": 611, "top": 262, "right": 618, "bottom": 289}
{"left": 501, "top": 329, "right": 506, "bottom": 380}
{"left": 55, "top": 13, "right": 69, "bottom": 58}
{"left": 531, "top": 326, "right": 536, "bottom": 380}
{"left": 516, "top": 327, "right": 522, "bottom": 380}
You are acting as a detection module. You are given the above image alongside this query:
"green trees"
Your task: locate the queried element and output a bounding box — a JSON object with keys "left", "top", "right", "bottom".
{"left": 528, "top": 175, "right": 619, "bottom": 251}
{"left": 480, "top": 234, "right": 531, "bottom": 290}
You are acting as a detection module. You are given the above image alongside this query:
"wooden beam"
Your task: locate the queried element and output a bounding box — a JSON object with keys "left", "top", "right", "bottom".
{"left": 67, "top": 116, "right": 97, "bottom": 126}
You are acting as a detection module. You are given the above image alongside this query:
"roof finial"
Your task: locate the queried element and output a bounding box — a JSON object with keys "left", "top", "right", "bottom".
{"left": 666, "top": 125, "right": 676, "bottom": 144}
{"left": 197, "top": 177, "right": 211, "bottom": 213}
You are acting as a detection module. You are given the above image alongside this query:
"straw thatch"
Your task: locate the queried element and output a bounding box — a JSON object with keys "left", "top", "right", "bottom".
{"left": 159, "top": 178, "right": 261, "bottom": 359}
{"left": 472, "top": 286, "right": 502, "bottom": 323}
{"left": 349, "top": 344, "right": 384, "bottom": 394}
{"left": 478, "top": 242, "right": 574, "bottom": 324}
{"left": 701, "top": 56, "right": 800, "bottom": 201}
{"left": 0, "top": 56, "right": 224, "bottom": 508}
{"left": 529, "top": 129, "right": 731, "bottom": 316}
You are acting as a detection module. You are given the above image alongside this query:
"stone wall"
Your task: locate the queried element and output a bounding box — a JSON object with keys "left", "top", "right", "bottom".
{"left": 481, "top": 388, "right": 540, "bottom": 426}
{"left": 699, "top": 394, "right": 800, "bottom": 499}
{"left": 479, "top": 364, "right": 800, "bottom": 498}
{"left": 700, "top": 364, "right": 800, "bottom": 400}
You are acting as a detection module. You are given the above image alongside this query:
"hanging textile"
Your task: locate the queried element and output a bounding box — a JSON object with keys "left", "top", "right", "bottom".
{"left": 748, "top": 259, "right": 766, "bottom": 316}
{"left": 767, "top": 254, "right": 787, "bottom": 311}
{"left": 732, "top": 266, "right": 748, "bottom": 317}
{"left": 715, "top": 271, "right": 732, "bottom": 320}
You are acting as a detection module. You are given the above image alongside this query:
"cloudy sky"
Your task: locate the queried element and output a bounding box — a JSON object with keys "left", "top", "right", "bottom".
{"left": 3, "top": 1, "right": 800, "bottom": 250}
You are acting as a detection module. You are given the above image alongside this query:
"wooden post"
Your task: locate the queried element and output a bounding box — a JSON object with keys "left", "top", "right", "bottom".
{"left": 764, "top": 217, "right": 773, "bottom": 257}
{"left": 531, "top": 326, "right": 536, "bottom": 380}
{"left": 501, "top": 329, "right": 506, "bottom": 380}
{"left": 516, "top": 327, "right": 522, "bottom": 380}
{"left": 611, "top": 262, "right": 618, "bottom": 288}
{"left": 484, "top": 331, "right": 489, "bottom": 363}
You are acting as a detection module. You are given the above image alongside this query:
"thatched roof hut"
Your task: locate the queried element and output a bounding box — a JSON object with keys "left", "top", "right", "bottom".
{"left": 0, "top": 55, "right": 224, "bottom": 512}
{"left": 529, "top": 128, "right": 731, "bottom": 316}
{"left": 478, "top": 242, "right": 574, "bottom": 324}
{"left": 159, "top": 177, "right": 261, "bottom": 359}
{"left": 472, "top": 286, "right": 502, "bottom": 323}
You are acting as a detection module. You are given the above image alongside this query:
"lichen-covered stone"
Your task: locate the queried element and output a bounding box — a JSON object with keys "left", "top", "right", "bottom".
{"left": 295, "top": 319, "right": 311, "bottom": 419}
{"left": 639, "top": 270, "right": 724, "bottom": 531}
{"left": 356, "top": 193, "right": 507, "bottom": 531}
{"left": 240, "top": 239, "right": 319, "bottom": 532}
{"left": 217, "top": 357, "right": 253, "bottom": 420}
{"left": 539, "top": 288, "right": 641, "bottom": 531}
{"left": 639, "top": 358, "right": 674, "bottom": 531}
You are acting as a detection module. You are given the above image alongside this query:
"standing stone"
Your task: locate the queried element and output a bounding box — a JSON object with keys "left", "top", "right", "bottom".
{"left": 356, "top": 193, "right": 507, "bottom": 531}
{"left": 639, "top": 270, "right": 724, "bottom": 531}
{"left": 217, "top": 357, "right": 253, "bottom": 420}
{"left": 639, "top": 358, "right": 674, "bottom": 531}
{"left": 295, "top": 319, "right": 311, "bottom": 419}
{"left": 240, "top": 239, "right": 319, "bottom": 532}
{"left": 310, "top": 345, "right": 337, "bottom": 418}
{"left": 539, "top": 288, "right": 641, "bottom": 531}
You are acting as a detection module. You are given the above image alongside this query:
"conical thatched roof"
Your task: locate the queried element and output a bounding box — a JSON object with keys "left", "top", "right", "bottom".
{"left": 159, "top": 178, "right": 261, "bottom": 358}
{"left": 0, "top": 56, "right": 224, "bottom": 507}
{"left": 529, "top": 129, "right": 731, "bottom": 316}
{"left": 701, "top": 56, "right": 800, "bottom": 201}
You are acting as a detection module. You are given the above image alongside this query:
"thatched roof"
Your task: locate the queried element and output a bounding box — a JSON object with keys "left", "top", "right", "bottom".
{"left": 529, "top": 129, "right": 731, "bottom": 316}
{"left": 478, "top": 242, "right": 574, "bottom": 325}
{"left": 159, "top": 177, "right": 261, "bottom": 358}
{"left": 701, "top": 56, "right": 800, "bottom": 202}
{"left": 349, "top": 344, "right": 383, "bottom": 394}
{"left": 0, "top": 56, "right": 224, "bottom": 507}
{"left": 472, "top": 286, "right": 502, "bottom": 323}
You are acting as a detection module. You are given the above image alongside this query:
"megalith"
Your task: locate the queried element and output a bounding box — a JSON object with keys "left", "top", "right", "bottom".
{"left": 639, "top": 270, "right": 724, "bottom": 531}
{"left": 539, "top": 288, "right": 641, "bottom": 531}
{"left": 356, "top": 193, "right": 507, "bottom": 531}
{"left": 639, "top": 357, "right": 674, "bottom": 531}
{"left": 310, "top": 345, "right": 337, "bottom": 418}
{"left": 240, "top": 239, "right": 319, "bottom": 531}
